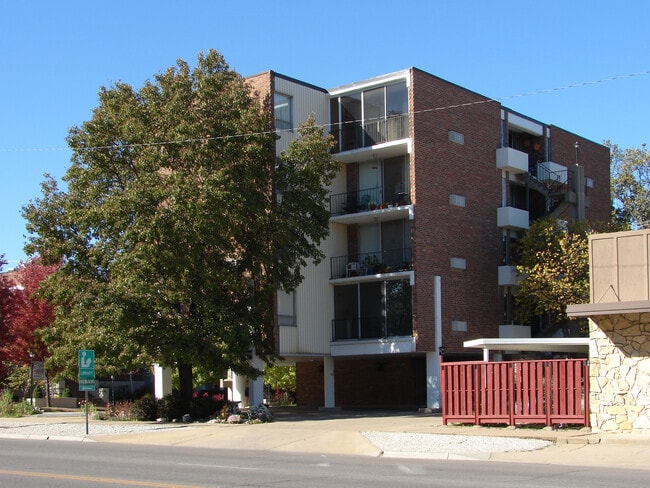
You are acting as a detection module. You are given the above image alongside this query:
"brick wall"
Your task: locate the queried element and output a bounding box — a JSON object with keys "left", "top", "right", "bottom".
{"left": 410, "top": 68, "right": 503, "bottom": 353}
{"left": 296, "top": 357, "right": 426, "bottom": 407}
{"left": 296, "top": 361, "right": 324, "bottom": 407}
{"left": 246, "top": 71, "right": 273, "bottom": 101}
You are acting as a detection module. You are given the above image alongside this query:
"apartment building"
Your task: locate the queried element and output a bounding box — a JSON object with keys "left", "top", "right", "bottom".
{"left": 245, "top": 67, "right": 610, "bottom": 409}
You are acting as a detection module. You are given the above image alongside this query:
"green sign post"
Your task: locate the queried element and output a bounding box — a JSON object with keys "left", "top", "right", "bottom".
{"left": 78, "top": 350, "right": 95, "bottom": 435}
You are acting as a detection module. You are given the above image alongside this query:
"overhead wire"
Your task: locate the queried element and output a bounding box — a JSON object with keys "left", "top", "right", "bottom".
{"left": 0, "top": 69, "right": 648, "bottom": 155}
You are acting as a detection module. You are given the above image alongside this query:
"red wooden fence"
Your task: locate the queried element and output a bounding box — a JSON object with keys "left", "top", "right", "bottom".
{"left": 441, "top": 359, "right": 589, "bottom": 427}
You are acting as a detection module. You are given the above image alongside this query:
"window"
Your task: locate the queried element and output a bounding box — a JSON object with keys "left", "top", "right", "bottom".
{"left": 333, "top": 279, "right": 412, "bottom": 340}
{"left": 277, "top": 290, "right": 296, "bottom": 326}
{"left": 274, "top": 93, "right": 292, "bottom": 131}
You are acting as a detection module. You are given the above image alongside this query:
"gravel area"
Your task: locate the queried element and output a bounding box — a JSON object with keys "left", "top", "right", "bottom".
{"left": 0, "top": 420, "right": 189, "bottom": 437}
{"left": 363, "top": 431, "right": 552, "bottom": 454}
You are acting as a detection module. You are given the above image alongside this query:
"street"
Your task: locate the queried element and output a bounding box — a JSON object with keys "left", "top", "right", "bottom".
{"left": 1, "top": 439, "right": 648, "bottom": 488}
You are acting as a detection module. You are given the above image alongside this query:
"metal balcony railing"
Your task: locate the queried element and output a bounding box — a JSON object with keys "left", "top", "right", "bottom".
{"left": 330, "top": 187, "right": 411, "bottom": 216}
{"left": 331, "top": 248, "right": 412, "bottom": 280}
{"left": 332, "top": 114, "right": 409, "bottom": 153}
{"left": 332, "top": 314, "right": 413, "bottom": 341}
{"left": 531, "top": 163, "right": 571, "bottom": 195}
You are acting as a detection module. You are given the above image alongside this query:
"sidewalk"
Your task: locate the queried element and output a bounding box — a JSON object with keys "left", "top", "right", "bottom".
{"left": 2, "top": 408, "right": 649, "bottom": 470}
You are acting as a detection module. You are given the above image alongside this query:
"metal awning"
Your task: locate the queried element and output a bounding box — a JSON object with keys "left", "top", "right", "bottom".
{"left": 463, "top": 338, "right": 590, "bottom": 361}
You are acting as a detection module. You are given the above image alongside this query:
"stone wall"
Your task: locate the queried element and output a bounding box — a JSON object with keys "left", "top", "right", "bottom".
{"left": 589, "top": 313, "right": 650, "bottom": 433}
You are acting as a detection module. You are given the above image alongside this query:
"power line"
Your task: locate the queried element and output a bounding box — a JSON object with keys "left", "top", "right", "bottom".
{"left": 1, "top": 69, "right": 648, "bottom": 154}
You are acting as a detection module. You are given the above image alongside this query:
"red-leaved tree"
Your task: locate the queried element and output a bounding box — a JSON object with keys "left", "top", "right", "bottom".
{"left": 0, "top": 258, "right": 57, "bottom": 370}
{"left": 0, "top": 255, "right": 19, "bottom": 379}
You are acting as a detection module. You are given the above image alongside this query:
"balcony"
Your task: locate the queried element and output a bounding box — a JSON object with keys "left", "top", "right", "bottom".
{"left": 332, "top": 315, "right": 413, "bottom": 341}
{"left": 496, "top": 147, "right": 528, "bottom": 174}
{"left": 497, "top": 206, "right": 529, "bottom": 230}
{"left": 332, "top": 115, "right": 410, "bottom": 163}
{"left": 331, "top": 248, "right": 412, "bottom": 280}
{"left": 330, "top": 187, "right": 412, "bottom": 224}
{"left": 498, "top": 265, "right": 521, "bottom": 287}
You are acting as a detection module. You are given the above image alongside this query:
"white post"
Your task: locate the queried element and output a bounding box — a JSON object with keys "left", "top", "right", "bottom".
{"left": 426, "top": 352, "right": 441, "bottom": 410}
{"left": 232, "top": 372, "right": 246, "bottom": 406}
{"left": 153, "top": 364, "right": 172, "bottom": 399}
{"left": 247, "top": 350, "right": 265, "bottom": 407}
{"left": 426, "top": 276, "right": 443, "bottom": 410}
{"left": 323, "top": 357, "right": 335, "bottom": 408}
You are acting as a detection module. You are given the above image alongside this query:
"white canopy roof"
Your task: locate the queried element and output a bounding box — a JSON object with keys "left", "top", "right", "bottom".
{"left": 463, "top": 338, "right": 589, "bottom": 361}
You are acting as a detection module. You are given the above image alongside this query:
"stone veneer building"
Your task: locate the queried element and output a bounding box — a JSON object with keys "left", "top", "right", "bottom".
{"left": 568, "top": 229, "right": 650, "bottom": 433}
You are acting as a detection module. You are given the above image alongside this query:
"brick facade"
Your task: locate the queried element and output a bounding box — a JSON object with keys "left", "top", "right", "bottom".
{"left": 247, "top": 66, "right": 611, "bottom": 409}
{"left": 410, "top": 69, "right": 503, "bottom": 353}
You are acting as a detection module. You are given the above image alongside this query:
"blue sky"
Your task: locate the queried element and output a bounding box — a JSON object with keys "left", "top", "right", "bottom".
{"left": 1, "top": 1, "right": 649, "bottom": 267}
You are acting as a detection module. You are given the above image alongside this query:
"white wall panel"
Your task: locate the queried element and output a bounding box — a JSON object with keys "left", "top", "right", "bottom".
{"left": 273, "top": 76, "right": 330, "bottom": 155}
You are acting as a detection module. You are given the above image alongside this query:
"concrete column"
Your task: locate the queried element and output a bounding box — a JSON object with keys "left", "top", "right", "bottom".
{"left": 426, "top": 352, "right": 441, "bottom": 410}
{"left": 153, "top": 364, "right": 172, "bottom": 399}
{"left": 247, "top": 350, "right": 265, "bottom": 407}
{"left": 323, "top": 356, "right": 335, "bottom": 408}
{"left": 233, "top": 372, "right": 246, "bottom": 406}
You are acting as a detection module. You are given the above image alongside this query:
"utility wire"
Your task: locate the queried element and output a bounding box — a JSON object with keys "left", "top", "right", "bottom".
{"left": 1, "top": 69, "right": 648, "bottom": 154}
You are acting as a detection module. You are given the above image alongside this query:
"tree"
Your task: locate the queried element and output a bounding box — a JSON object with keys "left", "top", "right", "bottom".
{"left": 607, "top": 141, "right": 650, "bottom": 228}
{"left": 514, "top": 217, "right": 615, "bottom": 336}
{"left": 22, "top": 50, "right": 338, "bottom": 398}
{"left": 0, "top": 258, "right": 57, "bottom": 366}
{"left": 0, "top": 255, "right": 16, "bottom": 380}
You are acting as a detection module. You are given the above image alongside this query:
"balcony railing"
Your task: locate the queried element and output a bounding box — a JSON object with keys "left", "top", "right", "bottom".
{"left": 332, "top": 114, "right": 409, "bottom": 153}
{"left": 332, "top": 315, "right": 413, "bottom": 341}
{"left": 331, "top": 248, "right": 412, "bottom": 280}
{"left": 532, "top": 162, "right": 571, "bottom": 194}
{"left": 330, "top": 187, "right": 411, "bottom": 215}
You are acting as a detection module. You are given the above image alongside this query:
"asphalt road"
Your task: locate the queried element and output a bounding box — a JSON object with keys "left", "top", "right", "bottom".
{"left": 1, "top": 439, "right": 649, "bottom": 488}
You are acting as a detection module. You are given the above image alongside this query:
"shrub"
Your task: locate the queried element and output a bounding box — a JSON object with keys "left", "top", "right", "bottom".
{"left": 106, "top": 400, "right": 134, "bottom": 420}
{"left": 189, "top": 395, "right": 225, "bottom": 420}
{"left": 158, "top": 394, "right": 188, "bottom": 421}
{"left": 0, "top": 390, "right": 20, "bottom": 417}
{"left": 131, "top": 394, "right": 159, "bottom": 421}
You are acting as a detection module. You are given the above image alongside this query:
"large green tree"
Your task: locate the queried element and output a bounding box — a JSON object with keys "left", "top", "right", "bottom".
{"left": 22, "top": 50, "right": 338, "bottom": 397}
{"left": 607, "top": 141, "right": 650, "bottom": 228}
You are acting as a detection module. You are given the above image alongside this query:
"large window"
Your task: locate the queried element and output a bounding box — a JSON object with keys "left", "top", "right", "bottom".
{"left": 332, "top": 279, "right": 412, "bottom": 340}
{"left": 274, "top": 93, "right": 292, "bottom": 131}
{"left": 331, "top": 81, "right": 408, "bottom": 152}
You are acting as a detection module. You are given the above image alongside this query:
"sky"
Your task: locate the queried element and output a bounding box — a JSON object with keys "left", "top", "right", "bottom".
{"left": 1, "top": 0, "right": 649, "bottom": 268}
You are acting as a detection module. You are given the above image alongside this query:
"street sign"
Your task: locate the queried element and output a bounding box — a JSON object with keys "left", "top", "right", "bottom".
{"left": 78, "top": 350, "right": 95, "bottom": 391}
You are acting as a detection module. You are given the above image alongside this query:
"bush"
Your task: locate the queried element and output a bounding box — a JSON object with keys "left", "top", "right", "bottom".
{"left": 131, "top": 394, "right": 159, "bottom": 421}
{"left": 0, "top": 390, "right": 19, "bottom": 417}
{"left": 189, "top": 395, "right": 225, "bottom": 420}
{"left": 105, "top": 400, "right": 134, "bottom": 420}
{"left": 158, "top": 394, "right": 188, "bottom": 421}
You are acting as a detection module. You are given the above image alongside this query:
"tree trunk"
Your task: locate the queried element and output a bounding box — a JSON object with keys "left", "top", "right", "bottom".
{"left": 177, "top": 363, "right": 193, "bottom": 400}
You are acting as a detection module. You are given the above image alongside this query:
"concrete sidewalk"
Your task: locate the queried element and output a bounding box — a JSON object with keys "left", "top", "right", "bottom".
{"left": 2, "top": 408, "right": 649, "bottom": 470}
